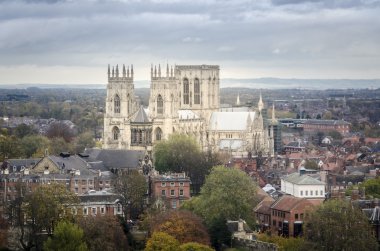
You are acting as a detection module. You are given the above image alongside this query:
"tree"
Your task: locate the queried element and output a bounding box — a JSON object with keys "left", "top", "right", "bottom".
{"left": 360, "top": 178, "right": 380, "bottom": 198}
{"left": 113, "top": 170, "right": 147, "bottom": 220}
{"left": 180, "top": 242, "right": 214, "bottom": 251}
{"left": 43, "top": 221, "right": 87, "bottom": 251}
{"left": 327, "top": 130, "right": 342, "bottom": 140}
{"left": 257, "top": 233, "right": 306, "bottom": 251}
{"left": 7, "top": 183, "right": 78, "bottom": 251}
{"left": 154, "top": 134, "right": 220, "bottom": 194}
{"left": 0, "top": 135, "right": 21, "bottom": 161}
{"left": 145, "top": 232, "right": 180, "bottom": 251}
{"left": 13, "top": 123, "right": 37, "bottom": 138}
{"left": 77, "top": 215, "right": 128, "bottom": 251}
{"left": 150, "top": 210, "right": 210, "bottom": 246}
{"left": 19, "top": 135, "right": 50, "bottom": 158}
{"left": 184, "top": 166, "right": 258, "bottom": 249}
{"left": 304, "top": 199, "right": 378, "bottom": 251}
{"left": 74, "top": 131, "right": 95, "bottom": 153}
{"left": 322, "top": 111, "right": 332, "bottom": 120}
{"left": 45, "top": 121, "right": 75, "bottom": 142}
{"left": 304, "top": 159, "right": 318, "bottom": 170}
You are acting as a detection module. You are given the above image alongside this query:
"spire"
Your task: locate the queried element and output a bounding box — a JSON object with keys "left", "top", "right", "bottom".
{"left": 171, "top": 66, "right": 173, "bottom": 77}
{"left": 151, "top": 64, "right": 153, "bottom": 78}
{"left": 107, "top": 64, "right": 110, "bottom": 78}
{"left": 258, "top": 91, "right": 264, "bottom": 111}
{"left": 112, "top": 66, "right": 114, "bottom": 78}
{"left": 272, "top": 103, "right": 278, "bottom": 123}
{"left": 166, "top": 63, "right": 169, "bottom": 77}
{"left": 158, "top": 64, "right": 161, "bottom": 77}
{"left": 122, "top": 64, "right": 126, "bottom": 77}
{"left": 154, "top": 65, "right": 157, "bottom": 77}
{"left": 127, "top": 66, "right": 130, "bottom": 78}
{"left": 116, "top": 64, "right": 119, "bottom": 77}
{"left": 236, "top": 93, "right": 240, "bottom": 106}
{"left": 131, "top": 64, "right": 134, "bottom": 78}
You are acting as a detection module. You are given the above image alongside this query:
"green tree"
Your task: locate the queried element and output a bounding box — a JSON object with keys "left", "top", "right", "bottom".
{"left": 327, "top": 130, "right": 342, "bottom": 140}
{"left": 43, "top": 221, "right": 87, "bottom": 251}
{"left": 77, "top": 215, "right": 128, "bottom": 251}
{"left": 154, "top": 134, "right": 220, "bottom": 194}
{"left": 19, "top": 135, "right": 50, "bottom": 158}
{"left": 304, "top": 199, "right": 378, "bottom": 251}
{"left": 304, "top": 159, "right": 318, "bottom": 170}
{"left": 0, "top": 135, "right": 21, "bottom": 161}
{"left": 74, "top": 131, "right": 95, "bottom": 153}
{"left": 150, "top": 210, "right": 210, "bottom": 246}
{"left": 113, "top": 170, "right": 147, "bottom": 220}
{"left": 360, "top": 178, "right": 380, "bottom": 198}
{"left": 257, "top": 233, "right": 305, "bottom": 251}
{"left": 145, "top": 232, "right": 180, "bottom": 251}
{"left": 7, "top": 183, "right": 78, "bottom": 251}
{"left": 180, "top": 242, "right": 214, "bottom": 251}
{"left": 184, "top": 166, "right": 258, "bottom": 249}
{"left": 13, "top": 123, "right": 37, "bottom": 138}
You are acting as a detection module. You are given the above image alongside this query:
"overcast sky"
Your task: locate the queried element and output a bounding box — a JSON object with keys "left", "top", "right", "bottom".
{"left": 0, "top": 0, "right": 379, "bottom": 84}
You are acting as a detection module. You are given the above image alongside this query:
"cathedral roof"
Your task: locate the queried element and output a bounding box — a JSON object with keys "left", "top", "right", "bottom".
{"left": 219, "top": 139, "right": 244, "bottom": 150}
{"left": 133, "top": 106, "right": 150, "bottom": 123}
{"left": 209, "top": 112, "right": 255, "bottom": 131}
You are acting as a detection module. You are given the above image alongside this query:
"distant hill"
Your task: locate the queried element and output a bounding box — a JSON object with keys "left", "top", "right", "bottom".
{"left": 0, "top": 78, "right": 379, "bottom": 90}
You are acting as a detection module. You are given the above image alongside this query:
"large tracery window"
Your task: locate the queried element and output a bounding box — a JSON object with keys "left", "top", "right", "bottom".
{"left": 114, "top": 95, "right": 120, "bottom": 113}
{"left": 194, "top": 78, "right": 200, "bottom": 105}
{"left": 157, "top": 95, "right": 163, "bottom": 115}
{"left": 112, "top": 126, "right": 120, "bottom": 140}
{"left": 183, "top": 78, "right": 189, "bottom": 105}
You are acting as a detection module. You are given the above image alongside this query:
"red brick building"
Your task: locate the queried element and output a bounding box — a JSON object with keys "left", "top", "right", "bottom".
{"left": 303, "top": 119, "right": 350, "bottom": 135}
{"left": 150, "top": 172, "right": 190, "bottom": 209}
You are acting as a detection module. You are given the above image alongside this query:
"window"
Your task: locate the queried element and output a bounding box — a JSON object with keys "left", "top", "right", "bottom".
{"left": 194, "top": 78, "right": 200, "bottom": 104}
{"left": 157, "top": 95, "right": 163, "bottom": 115}
{"left": 155, "top": 127, "right": 162, "bottom": 141}
{"left": 179, "top": 182, "right": 184, "bottom": 187}
{"left": 320, "top": 190, "right": 323, "bottom": 196}
{"left": 74, "top": 180, "right": 78, "bottom": 186}
{"left": 300, "top": 191, "right": 303, "bottom": 196}
{"left": 114, "top": 95, "right": 120, "bottom": 113}
{"left": 74, "top": 187, "right": 78, "bottom": 194}
{"left": 300, "top": 213, "right": 304, "bottom": 219}
{"left": 273, "top": 220, "right": 276, "bottom": 226}
{"left": 315, "top": 190, "right": 318, "bottom": 196}
{"left": 183, "top": 78, "right": 189, "bottom": 105}
{"left": 305, "top": 191, "right": 308, "bottom": 196}
{"left": 179, "top": 189, "right": 184, "bottom": 196}
{"left": 161, "top": 190, "right": 166, "bottom": 196}
{"left": 171, "top": 200, "right": 177, "bottom": 209}
{"left": 100, "top": 207, "right": 105, "bottom": 214}
{"left": 83, "top": 207, "right": 88, "bottom": 215}
{"left": 170, "top": 182, "right": 175, "bottom": 187}
{"left": 112, "top": 126, "right": 120, "bottom": 140}
{"left": 170, "top": 190, "right": 175, "bottom": 196}
{"left": 310, "top": 190, "right": 313, "bottom": 196}
{"left": 161, "top": 182, "right": 166, "bottom": 187}
{"left": 117, "top": 203, "right": 122, "bottom": 214}
{"left": 295, "top": 213, "right": 298, "bottom": 220}
{"left": 92, "top": 207, "right": 97, "bottom": 215}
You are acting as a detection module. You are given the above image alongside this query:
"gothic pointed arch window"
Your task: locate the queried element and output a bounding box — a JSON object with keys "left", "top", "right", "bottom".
{"left": 114, "top": 94, "right": 120, "bottom": 113}
{"left": 183, "top": 78, "right": 189, "bottom": 105}
{"left": 157, "top": 95, "right": 163, "bottom": 115}
{"left": 155, "top": 127, "right": 162, "bottom": 141}
{"left": 194, "top": 78, "right": 200, "bottom": 105}
{"left": 112, "top": 126, "right": 120, "bottom": 140}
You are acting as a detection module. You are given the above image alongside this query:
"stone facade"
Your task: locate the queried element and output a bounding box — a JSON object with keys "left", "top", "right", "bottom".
{"left": 104, "top": 64, "right": 274, "bottom": 156}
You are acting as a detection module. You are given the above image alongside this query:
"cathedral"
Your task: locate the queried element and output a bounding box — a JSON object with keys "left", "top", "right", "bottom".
{"left": 103, "top": 64, "right": 276, "bottom": 157}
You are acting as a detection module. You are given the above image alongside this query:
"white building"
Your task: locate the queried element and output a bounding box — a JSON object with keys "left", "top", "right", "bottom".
{"left": 103, "top": 64, "right": 276, "bottom": 156}
{"left": 281, "top": 170, "right": 326, "bottom": 198}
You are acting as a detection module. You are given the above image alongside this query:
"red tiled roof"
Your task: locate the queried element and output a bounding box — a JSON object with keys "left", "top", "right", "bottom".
{"left": 270, "top": 195, "right": 310, "bottom": 212}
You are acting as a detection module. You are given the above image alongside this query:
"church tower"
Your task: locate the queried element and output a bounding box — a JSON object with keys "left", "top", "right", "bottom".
{"left": 148, "top": 64, "right": 178, "bottom": 142}
{"left": 103, "top": 64, "right": 138, "bottom": 149}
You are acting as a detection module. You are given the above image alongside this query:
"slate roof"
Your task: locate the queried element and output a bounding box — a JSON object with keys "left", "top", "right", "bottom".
{"left": 270, "top": 195, "right": 308, "bottom": 212}
{"left": 1, "top": 158, "right": 41, "bottom": 172}
{"left": 79, "top": 190, "right": 122, "bottom": 204}
{"left": 83, "top": 148, "right": 145, "bottom": 170}
{"left": 209, "top": 112, "right": 255, "bottom": 131}
{"left": 282, "top": 172, "right": 325, "bottom": 185}
{"left": 304, "top": 119, "right": 351, "bottom": 125}
{"left": 47, "top": 155, "right": 93, "bottom": 175}
{"left": 133, "top": 106, "right": 150, "bottom": 123}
